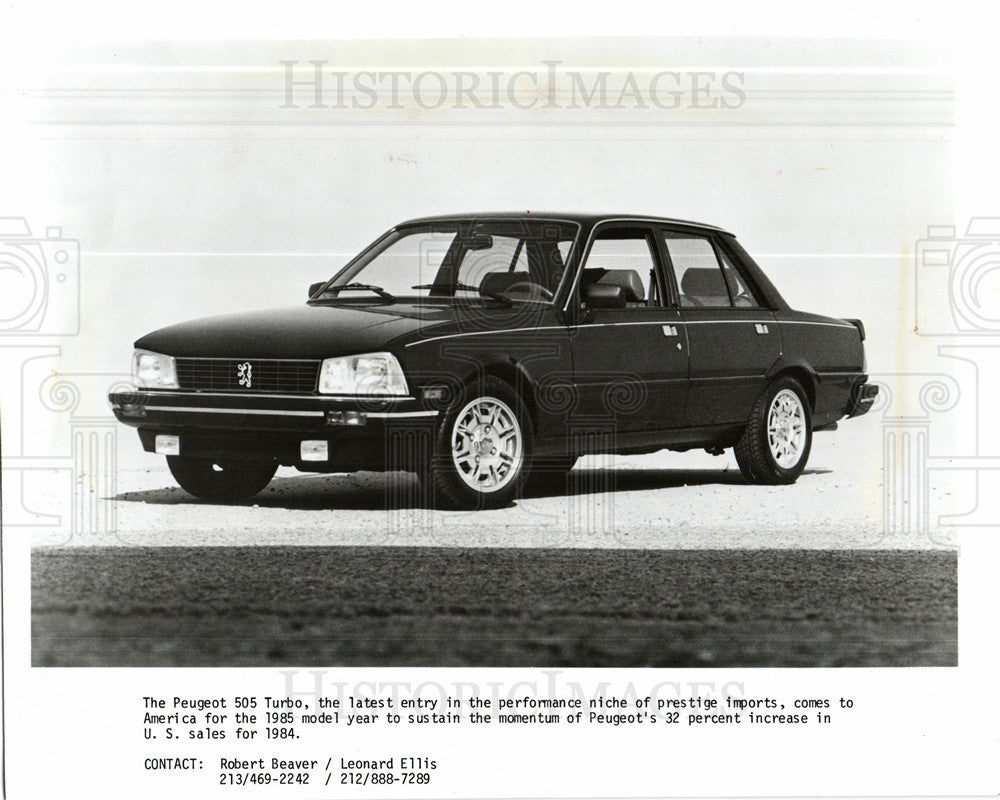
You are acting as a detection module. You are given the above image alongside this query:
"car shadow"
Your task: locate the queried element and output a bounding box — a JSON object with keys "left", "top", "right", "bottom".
{"left": 112, "top": 467, "right": 833, "bottom": 511}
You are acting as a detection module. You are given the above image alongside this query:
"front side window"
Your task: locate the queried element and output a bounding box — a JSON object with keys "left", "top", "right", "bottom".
{"left": 580, "top": 229, "right": 662, "bottom": 308}
{"left": 320, "top": 220, "right": 578, "bottom": 304}
{"left": 661, "top": 231, "right": 760, "bottom": 308}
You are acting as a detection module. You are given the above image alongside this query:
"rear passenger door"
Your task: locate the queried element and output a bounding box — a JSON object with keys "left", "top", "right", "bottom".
{"left": 569, "top": 223, "right": 689, "bottom": 432}
{"left": 658, "top": 228, "right": 780, "bottom": 428}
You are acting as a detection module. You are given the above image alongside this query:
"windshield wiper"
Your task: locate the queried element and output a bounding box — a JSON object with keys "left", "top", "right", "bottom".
{"left": 411, "top": 282, "right": 513, "bottom": 307}
{"left": 322, "top": 282, "right": 395, "bottom": 301}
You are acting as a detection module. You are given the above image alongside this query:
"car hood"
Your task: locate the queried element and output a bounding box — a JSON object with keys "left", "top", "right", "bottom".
{"left": 134, "top": 303, "right": 452, "bottom": 359}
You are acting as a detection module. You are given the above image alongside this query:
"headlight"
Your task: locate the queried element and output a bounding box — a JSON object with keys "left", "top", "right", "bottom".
{"left": 318, "top": 352, "right": 408, "bottom": 395}
{"left": 132, "top": 349, "right": 179, "bottom": 389}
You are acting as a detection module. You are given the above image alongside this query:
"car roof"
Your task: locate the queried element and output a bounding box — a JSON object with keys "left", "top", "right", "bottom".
{"left": 395, "top": 211, "right": 733, "bottom": 235}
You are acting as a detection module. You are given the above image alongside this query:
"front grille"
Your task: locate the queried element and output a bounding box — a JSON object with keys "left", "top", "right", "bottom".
{"left": 175, "top": 358, "right": 321, "bottom": 394}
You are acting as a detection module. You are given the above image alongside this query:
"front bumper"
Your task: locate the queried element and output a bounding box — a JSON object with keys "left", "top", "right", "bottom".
{"left": 108, "top": 390, "right": 440, "bottom": 471}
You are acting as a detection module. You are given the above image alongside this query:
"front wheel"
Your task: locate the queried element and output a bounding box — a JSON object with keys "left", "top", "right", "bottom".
{"left": 427, "top": 377, "right": 532, "bottom": 509}
{"left": 734, "top": 377, "right": 812, "bottom": 484}
{"left": 167, "top": 456, "right": 277, "bottom": 501}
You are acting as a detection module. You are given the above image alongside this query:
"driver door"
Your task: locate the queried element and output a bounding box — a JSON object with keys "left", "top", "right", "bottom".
{"left": 569, "top": 223, "right": 690, "bottom": 432}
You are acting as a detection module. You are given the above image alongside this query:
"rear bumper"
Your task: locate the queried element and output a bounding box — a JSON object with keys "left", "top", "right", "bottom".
{"left": 108, "top": 390, "right": 439, "bottom": 471}
{"left": 847, "top": 380, "right": 879, "bottom": 418}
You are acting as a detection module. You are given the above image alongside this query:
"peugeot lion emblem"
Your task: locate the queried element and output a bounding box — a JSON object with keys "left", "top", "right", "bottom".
{"left": 236, "top": 361, "right": 253, "bottom": 388}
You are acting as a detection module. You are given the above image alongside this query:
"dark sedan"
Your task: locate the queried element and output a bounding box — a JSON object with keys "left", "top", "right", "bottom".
{"left": 109, "top": 213, "right": 877, "bottom": 509}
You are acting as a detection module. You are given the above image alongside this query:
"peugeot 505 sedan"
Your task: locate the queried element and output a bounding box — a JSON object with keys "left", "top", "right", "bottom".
{"left": 109, "top": 213, "right": 877, "bottom": 509}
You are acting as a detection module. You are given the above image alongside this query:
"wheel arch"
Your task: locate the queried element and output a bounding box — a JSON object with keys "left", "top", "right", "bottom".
{"left": 476, "top": 359, "right": 542, "bottom": 428}
{"left": 440, "top": 356, "right": 542, "bottom": 430}
{"left": 766, "top": 360, "right": 817, "bottom": 412}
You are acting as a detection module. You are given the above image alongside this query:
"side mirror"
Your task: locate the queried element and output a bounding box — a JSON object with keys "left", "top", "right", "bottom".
{"left": 308, "top": 281, "right": 327, "bottom": 299}
{"left": 583, "top": 282, "right": 627, "bottom": 309}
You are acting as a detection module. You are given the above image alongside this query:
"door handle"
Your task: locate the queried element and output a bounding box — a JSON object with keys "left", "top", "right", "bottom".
{"left": 662, "top": 325, "right": 679, "bottom": 337}
{"left": 755, "top": 323, "right": 769, "bottom": 335}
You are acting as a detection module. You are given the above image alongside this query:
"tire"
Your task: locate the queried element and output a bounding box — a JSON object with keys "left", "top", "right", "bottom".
{"left": 166, "top": 456, "right": 277, "bottom": 501}
{"left": 734, "top": 376, "right": 812, "bottom": 485}
{"left": 427, "top": 376, "right": 532, "bottom": 509}
{"left": 526, "top": 455, "right": 577, "bottom": 488}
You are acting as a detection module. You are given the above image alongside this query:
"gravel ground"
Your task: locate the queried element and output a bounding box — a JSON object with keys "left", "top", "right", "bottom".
{"left": 28, "top": 421, "right": 957, "bottom": 667}
{"left": 30, "top": 421, "right": 956, "bottom": 550}
{"left": 32, "top": 547, "right": 957, "bottom": 668}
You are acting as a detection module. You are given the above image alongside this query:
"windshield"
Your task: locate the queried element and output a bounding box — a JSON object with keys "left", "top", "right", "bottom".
{"left": 315, "top": 220, "right": 579, "bottom": 304}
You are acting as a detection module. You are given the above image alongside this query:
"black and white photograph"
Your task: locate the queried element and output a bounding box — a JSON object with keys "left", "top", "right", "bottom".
{"left": 2, "top": 3, "right": 997, "bottom": 798}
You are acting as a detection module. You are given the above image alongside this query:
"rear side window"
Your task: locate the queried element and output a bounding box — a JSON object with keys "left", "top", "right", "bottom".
{"left": 661, "top": 231, "right": 760, "bottom": 308}
{"left": 716, "top": 247, "right": 759, "bottom": 307}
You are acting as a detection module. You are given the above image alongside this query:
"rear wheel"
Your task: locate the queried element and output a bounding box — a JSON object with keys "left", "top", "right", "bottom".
{"left": 734, "top": 376, "right": 812, "bottom": 484}
{"left": 166, "top": 456, "right": 277, "bottom": 501}
{"left": 427, "top": 377, "right": 531, "bottom": 509}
